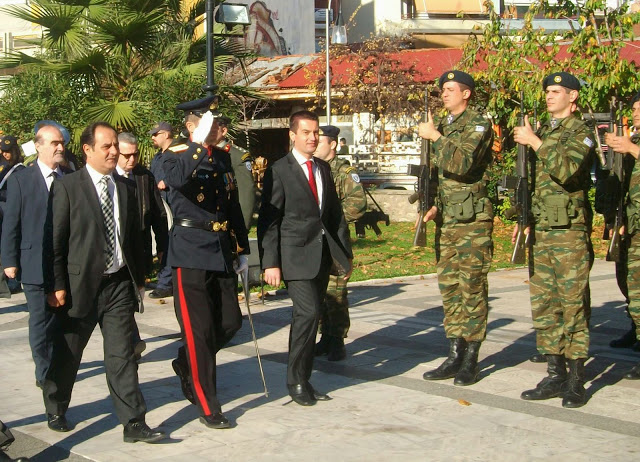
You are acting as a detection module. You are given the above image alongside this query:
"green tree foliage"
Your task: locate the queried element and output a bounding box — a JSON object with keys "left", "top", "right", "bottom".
{"left": 460, "top": 0, "right": 640, "bottom": 217}
{"left": 0, "top": 0, "right": 257, "bottom": 164}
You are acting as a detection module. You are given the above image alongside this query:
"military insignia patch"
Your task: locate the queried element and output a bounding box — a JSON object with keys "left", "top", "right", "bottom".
{"left": 583, "top": 137, "right": 594, "bottom": 148}
{"left": 475, "top": 125, "right": 485, "bottom": 132}
{"left": 351, "top": 173, "right": 360, "bottom": 183}
{"left": 447, "top": 115, "right": 454, "bottom": 124}
{"left": 197, "top": 193, "right": 205, "bottom": 202}
{"left": 0, "top": 166, "right": 4, "bottom": 172}
{"left": 554, "top": 75, "right": 562, "bottom": 83}
{"left": 169, "top": 144, "right": 189, "bottom": 153}
{"left": 245, "top": 160, "right": 252, "bottom": 171}
{"left": 447, "top": 72, "right": 454, "bottom": 79}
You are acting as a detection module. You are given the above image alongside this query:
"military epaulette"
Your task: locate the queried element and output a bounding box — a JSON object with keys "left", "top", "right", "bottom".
{"left": 169, "top": 144, "right": 190, "bottom": 153}
{"left": 345, "top": 166, "right": 357, "bottom": 174}
{"left": 241, "top": 152, "right": 252, "bottom": 162}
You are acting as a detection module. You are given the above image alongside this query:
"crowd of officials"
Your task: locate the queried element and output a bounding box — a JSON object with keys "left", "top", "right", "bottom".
{"left": 1, "top": 68, "right": 640, "bottom": 450}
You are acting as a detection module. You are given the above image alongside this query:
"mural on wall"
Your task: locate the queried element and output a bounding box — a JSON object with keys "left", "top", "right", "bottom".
{"left": 243, "top": 0, "right": 314, "bottom": 56}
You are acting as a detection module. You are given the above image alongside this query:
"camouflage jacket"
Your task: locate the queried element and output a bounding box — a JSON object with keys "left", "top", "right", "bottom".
{"left": 432, "top": 107, "right": 494, "bottom": 226}
{"left": 329, "top": 157, "right": 367, "bottom": 223}
{"left": 595, "top": 136, "right": 636, "bottom": 227}
{"left": 531, "top": 113, "right": 595, "bottom": 232}
{"left": 625, "top": 136, "right": 640, "bottom": 235}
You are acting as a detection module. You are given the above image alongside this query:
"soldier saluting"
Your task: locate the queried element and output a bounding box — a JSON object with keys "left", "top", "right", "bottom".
{"left": 514, "top": 72, "right": 595, "bottom": 408}
{"left": 162, "top": 95, "right": 249, "bottom": 429}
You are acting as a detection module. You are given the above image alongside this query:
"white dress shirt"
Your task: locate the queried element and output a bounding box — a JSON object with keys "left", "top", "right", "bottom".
{"left": 36, "top": 159, "right": 63, "bottom": 191}
{"left": 85, "top": 164, "right": 124, "bottom": 274}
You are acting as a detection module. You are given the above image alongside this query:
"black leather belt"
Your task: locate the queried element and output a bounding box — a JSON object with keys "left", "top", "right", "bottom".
{"left": 174, "top": 218, "right": 228, "bottom": 232}
{"left": 102, "top": 266, "right": 128, "bottom": 282}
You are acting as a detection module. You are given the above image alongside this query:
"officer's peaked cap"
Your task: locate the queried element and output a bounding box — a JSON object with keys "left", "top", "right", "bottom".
{"left": 319, "top": 125, "right": 340, "bottom": 139}
{"left": 176, "top": 95, "right": 222, "bottom": 117}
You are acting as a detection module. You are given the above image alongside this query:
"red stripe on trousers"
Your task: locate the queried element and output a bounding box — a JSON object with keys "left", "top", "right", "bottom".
{"left": 177, "top": 268, "right": 211, "bottom": 415}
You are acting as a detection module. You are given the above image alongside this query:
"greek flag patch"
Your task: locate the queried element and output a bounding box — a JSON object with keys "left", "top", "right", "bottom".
{"left": 583, "top": 137, "right": 594, "bottom": 148}
{"left": 475, "top": 125, "right": 485, "bottom": 132}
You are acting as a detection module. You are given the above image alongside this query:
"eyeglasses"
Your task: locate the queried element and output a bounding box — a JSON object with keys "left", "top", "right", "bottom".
{"left": 121, "top": 151, "right": 139, "bottom": 157}
{"left": 152, "top": 131, "right": 168, "bottom": 137}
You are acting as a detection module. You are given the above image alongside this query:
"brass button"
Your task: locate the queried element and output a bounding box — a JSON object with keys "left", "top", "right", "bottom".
{"left": 197, "top": 148, "right": 202, "bottom": 153}
{"left": 200, "top": 186, "right": 204, "bottom": 190}
{"left": 192, "top": 154, "right": 198, "bottom": 159}
{"left": 213, "top": 173, "right": 217, "bottom": 177}
{"left": 217, "top": 206, "right": 220, "bottom": 210}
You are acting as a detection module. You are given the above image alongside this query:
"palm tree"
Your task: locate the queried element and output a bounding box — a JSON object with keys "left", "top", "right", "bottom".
{"left": 0, "top": 0, "right": 256, "bottom": 158}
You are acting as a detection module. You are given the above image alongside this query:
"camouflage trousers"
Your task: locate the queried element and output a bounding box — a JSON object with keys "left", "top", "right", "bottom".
{"left": 529, "top": 229, "right": 591, "bottom": 359}
{"left": 319, "top": 265, "right": 350, "bottom": 338}
{"left": 626, "top": 233, "right": 640, "bottom": 340}
{"left": 435, "top": 220, "right": 493, "bottom": 342}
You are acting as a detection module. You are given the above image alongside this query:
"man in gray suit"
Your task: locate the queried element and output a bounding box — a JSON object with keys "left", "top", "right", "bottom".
{"left": 1, "top": 125, "right": 66, "bottom": 388}
{"left": 258, "top": 110, "right": 353, "bottom": 406}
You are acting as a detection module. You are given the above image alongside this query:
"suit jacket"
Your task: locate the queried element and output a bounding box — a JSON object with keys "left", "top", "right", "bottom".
{"left": 1, "top": 164, "right": 63, "bottom": 285}
{"left": 117, "top": 165, "right": 168, "bottom": 272}
{"left": 258, "top": 152, "right": 352, "bottom": 281}
{"left": 46, "top": 168, "right": 144, "bottom": 318}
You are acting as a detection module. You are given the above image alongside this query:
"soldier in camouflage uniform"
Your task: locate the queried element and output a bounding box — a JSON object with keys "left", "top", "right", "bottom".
{"left": 514, "top": 72, "right": 595, "bottom": 408}
{"left": 605, "top": 91, "right": 640, "bottom": 379}
{"left": 212, "top": 117, "right": 257, "bottom": 231}
{"left": 601, "top": 94, "right": 639, "bottom": 351}
{"left": 313, "top": 125, "right": 367, "bottom": 361}
{"left": 418, "top": 70, "right": 494, "bottom": 386}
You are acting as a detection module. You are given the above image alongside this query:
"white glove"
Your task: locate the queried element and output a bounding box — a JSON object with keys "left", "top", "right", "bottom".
{"left": 233, "top": 254, "right": 249, "bottom": 275}
{"left": 192, "top": 111, "right": 215, "bottom": 144}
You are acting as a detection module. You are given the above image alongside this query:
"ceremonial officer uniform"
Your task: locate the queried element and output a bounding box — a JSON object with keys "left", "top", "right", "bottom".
{"left": 517, "top": 72, "right": 595, "bottom": 408}
{"left": 419, "top": 71, "right": 494, "bottom": 387}
{"left": 163, "top": 96, "right": 249, "bottom": 428}
{"left": 314, "top": 125, "right": 367, "bottom": 361}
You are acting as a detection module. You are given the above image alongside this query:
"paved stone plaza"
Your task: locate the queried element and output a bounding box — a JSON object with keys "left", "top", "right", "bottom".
{"left": 1, "top": 259, "right": 639, "bottom": 461}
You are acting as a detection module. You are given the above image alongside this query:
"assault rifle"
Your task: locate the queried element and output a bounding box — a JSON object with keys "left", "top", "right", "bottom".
{"left": 607, "top": 100, "right": 625, "bottom": 263}
{"left": 354, "top": 186, "right": 390, "bottom": 238}
{"left": 407, "top": 93, "right": 431, "bottom": 247}
{"left": 502, "top": 91, "right": 531, "bottom": 264}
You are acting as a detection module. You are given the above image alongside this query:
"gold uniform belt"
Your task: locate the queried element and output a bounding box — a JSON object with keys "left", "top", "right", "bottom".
{"left": 174, "top": 218, "right": 228, "bottom": 232}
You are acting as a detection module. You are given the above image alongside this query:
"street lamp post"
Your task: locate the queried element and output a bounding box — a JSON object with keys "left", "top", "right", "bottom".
{"left": 326, "top": 1, "right": 347, "bottom": 123}
{"left": 203, "top": 2, "right": 251, "bottom": 97}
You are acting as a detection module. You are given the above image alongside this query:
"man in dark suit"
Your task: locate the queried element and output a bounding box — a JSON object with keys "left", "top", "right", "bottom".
{"left": 43, "top": 122, "right": 165, "bottom": 443}
{"left": 1, "top": 125, "right": 67, "bottom": 387}
{"left": 258, "top": 110, "right": 353, "bottom": 406}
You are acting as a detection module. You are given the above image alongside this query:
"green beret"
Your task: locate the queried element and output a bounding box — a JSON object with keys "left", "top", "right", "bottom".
{"left": 542, "top": 72, "right": 581, "bottom": 91}
{"left": 439, "top": 70, "right": 475, "bottom": 90}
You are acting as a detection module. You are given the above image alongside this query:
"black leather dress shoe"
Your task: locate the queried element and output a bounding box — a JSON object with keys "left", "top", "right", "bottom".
{"left": 149, "top": 288, "right": 172, "bottom": 299}
{"left": 172, "top": 359, "right": 196, "bottom": 404}
{"left": 287, "top": 384, "right": 316, "bottom": 406}
{"left": 47, "top": 414, "right": 70, "bottom": 432}
{"left": 123, "top": 421, "right": 166, "bottom": 443}
{"left": 306, "top": 382, "right": 331, "bottom": 401}
{"left": 529, "top": 353, "right": 547, "bottom": 363}
{"left": 199, "top": 413, "right": 231, "bottom": 429}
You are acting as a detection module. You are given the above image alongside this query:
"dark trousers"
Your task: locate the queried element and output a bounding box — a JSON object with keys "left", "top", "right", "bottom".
{"left": 42, "top": 270, "right": 147, "bottom": 426}
{"left": 285, "top": 242, "right": 332, "bottom": 386}
{"left": 156, "top": 262, "right": 173, "bottom": 290}
{"left": 173, "top": 267, "right": 242, "bottom": 416}
{"left": 23, "top": 283, "right": 58, "bottom": 383}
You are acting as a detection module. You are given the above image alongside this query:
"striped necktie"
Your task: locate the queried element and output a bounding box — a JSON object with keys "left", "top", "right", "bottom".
{"left": 99, "top": 176, "right": 115, "bottom": 270}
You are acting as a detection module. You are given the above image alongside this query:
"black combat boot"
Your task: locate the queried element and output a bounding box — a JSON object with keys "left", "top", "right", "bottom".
{"left": 521, "top": 354, "right": 566, "bottom": 400}
{"left": 529, "top": 353, "right": 547, "bottom": 363}
{"left": 610, "top": 321, "right": 637, "bottom": 348}
{"left": 423, "top": 338, "right": 467, "bottom": 380}
{"left": 327, "top": 336, "right": 346, "bottom": 361}
{"left": 454, "top": 341, "right": 481, "bottom": 386}
{"left": 562, "top": 358, "right": 587, "bottom": 408}
{"left": 623, "top": 362, "right": 640, "bottom": 380}
{"left": 315, "top": 334, "right": 331, "bottom": 356}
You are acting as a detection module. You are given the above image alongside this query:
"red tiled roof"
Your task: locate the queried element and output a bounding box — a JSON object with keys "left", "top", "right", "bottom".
{"left": 278, "top": 48, "right": 464, "bottom": 88}
{"left": 276, "top": 40, "right": 640, "bottom": 89}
